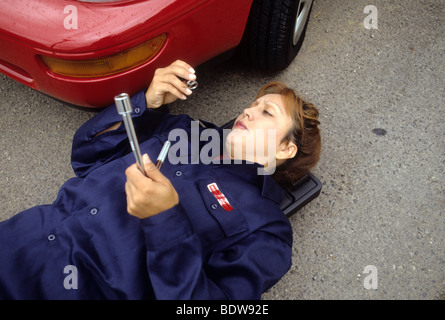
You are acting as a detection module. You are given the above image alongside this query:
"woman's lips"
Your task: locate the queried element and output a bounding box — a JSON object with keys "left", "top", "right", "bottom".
{"left": 233, "top": 120, "right": 248, "bottom": 131}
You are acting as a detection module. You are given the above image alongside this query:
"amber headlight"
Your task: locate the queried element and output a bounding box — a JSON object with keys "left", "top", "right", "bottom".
{"left": 41, "top": 34, "right": 166, "bottom": 78}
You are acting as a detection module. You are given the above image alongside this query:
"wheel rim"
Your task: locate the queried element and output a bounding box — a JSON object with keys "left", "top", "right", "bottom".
{"left": 293, "top": 0, "right": 313, "bottom": 46}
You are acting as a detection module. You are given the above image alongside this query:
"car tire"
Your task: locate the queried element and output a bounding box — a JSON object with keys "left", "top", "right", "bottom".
{"left": 242, "top": 0, "right": 313, "bottom": 71}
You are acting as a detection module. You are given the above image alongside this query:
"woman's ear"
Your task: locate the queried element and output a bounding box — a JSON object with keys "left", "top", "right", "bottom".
{"left": 276, "top": 141, "right": 298, "bottom": 160}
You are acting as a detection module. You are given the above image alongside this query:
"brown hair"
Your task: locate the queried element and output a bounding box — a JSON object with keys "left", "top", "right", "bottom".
{"left": 255, "top": 82, "right": 321, "bottom": 188}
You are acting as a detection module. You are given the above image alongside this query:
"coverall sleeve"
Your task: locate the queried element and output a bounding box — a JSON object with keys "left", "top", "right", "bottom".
{"left": 140, "top": 205, "right": 293, "bottom": 300}
{"left": 70, "top": 91, "right": 185, "bottom": 177}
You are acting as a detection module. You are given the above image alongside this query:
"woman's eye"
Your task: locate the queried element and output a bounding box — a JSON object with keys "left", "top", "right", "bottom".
{"left": 263, "top": 109, "right": 272, "bottom": 116}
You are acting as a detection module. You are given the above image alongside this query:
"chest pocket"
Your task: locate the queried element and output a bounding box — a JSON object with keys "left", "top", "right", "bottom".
{"left": 197, "top": 179, "right": 248, "bottom": 237}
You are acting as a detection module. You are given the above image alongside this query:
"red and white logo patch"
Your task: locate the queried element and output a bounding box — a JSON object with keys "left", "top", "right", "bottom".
{"left": 207, "top": 183, "right": 234, "bottom": 212}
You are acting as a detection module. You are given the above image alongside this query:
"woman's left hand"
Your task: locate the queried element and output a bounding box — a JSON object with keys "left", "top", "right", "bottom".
{"left": 125, "top": 154, "right": 179, "bottom": 219}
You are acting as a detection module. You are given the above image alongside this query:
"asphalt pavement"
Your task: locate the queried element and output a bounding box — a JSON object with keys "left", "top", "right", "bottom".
{"left": 0, "top": 0, "right": 444, "bottom": 299}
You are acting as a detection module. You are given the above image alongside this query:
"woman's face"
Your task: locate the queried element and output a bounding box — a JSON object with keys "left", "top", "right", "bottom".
{"left": 225, "top": 93, "right": 297, "bottom": 169}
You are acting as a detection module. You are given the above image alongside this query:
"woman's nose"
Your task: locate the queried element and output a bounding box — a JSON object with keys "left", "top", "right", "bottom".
{"left": 243, "top": 108, "right": 253, "bottom": 120}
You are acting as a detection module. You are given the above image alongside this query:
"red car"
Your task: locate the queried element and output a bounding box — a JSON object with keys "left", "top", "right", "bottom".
{"left": 0, "top": 0, "right": 313, "bottom": 108}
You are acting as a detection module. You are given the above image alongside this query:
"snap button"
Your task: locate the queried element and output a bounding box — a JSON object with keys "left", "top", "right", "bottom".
{"left": 175, "top": 170, "right": 182, "bottom": 177}
{"left": 211, "top": 203, "right": 218, "bottom": 210}
{"left": 48, "top": 234, "right": 56, "bottom": 241}
{"left": 90, "top": 208, "right": 98, "bottom": 215}
{"left": 134, "top": 107, "right": 140, "bottom": 114}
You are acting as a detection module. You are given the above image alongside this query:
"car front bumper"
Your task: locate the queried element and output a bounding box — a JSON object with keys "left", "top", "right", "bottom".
{"left": 0, "top": 0, "right": 252, "bottom": 107}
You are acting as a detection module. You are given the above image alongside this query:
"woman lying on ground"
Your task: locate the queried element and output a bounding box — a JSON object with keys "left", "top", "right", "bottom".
{"left": 0, "top": 60, "right": 321, "bottom": 299}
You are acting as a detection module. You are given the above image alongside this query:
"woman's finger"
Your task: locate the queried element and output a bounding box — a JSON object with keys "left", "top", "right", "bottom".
{"left": 162, "top": 74, "right": 193, "bottom": 96}
{"left": 157, "top": 82, "right": 188, "bottom": 101}
{"left": 161, "top": 62, "right": 196, "bottom": 82}
{"left": 171, "top": 60, "right": 196, "bottom": 74}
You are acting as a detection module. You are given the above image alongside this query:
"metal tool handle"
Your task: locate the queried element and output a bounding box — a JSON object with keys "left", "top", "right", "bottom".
{"left": 156, "top": 141, "right": 171, "bottom": 169}
{"left": 114, "top": 93, "right": 145, "bottom": 176}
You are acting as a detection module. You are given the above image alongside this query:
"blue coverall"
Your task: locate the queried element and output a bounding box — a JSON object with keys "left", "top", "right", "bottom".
{"left": 0, "top": 91, "right": 292, "bottom": 299}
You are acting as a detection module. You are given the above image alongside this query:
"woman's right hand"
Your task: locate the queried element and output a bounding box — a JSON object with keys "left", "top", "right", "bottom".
{"left": 145, "top": 60, "right": 197, "bottom": 109}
